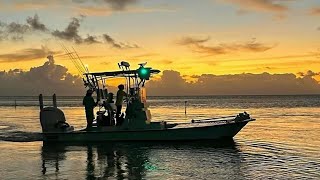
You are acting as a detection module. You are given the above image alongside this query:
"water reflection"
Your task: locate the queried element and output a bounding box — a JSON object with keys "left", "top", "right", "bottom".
{"left": 42, "top": 142, "right": 151, "bottom": 179}
{"left": 41, "top": 143, "right": 67, "bottom": 175}
{"left": 41, "top": 140, "right": 243, "bottom": 179}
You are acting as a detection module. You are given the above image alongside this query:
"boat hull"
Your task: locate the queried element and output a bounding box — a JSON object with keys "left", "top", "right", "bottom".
{"left": 43, "top": 119, "right": 252, "bottom": 142}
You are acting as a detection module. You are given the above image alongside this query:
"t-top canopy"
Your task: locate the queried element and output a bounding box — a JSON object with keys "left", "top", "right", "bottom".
{"left": 84, "top": 69, "right": 160, "bottom": 78}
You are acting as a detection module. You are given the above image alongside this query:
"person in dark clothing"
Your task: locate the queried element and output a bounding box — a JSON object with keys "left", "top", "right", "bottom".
{"left": 116, "top": 84, "right": 127, "bottom": 118}
{"left": 83, "top": 89, "right": 97, "bottom": 129}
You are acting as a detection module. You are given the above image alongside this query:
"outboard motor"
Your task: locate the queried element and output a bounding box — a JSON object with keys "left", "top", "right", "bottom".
{"left": 39, "top": 94, "right": 74, "bottom": 133}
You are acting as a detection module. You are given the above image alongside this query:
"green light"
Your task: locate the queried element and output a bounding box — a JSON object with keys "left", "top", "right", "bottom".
{"left": 140, "top": 68, "right": 148, "bottom": 75}
{"left": 137, "top": 67, "right": 151, "bottom": 80}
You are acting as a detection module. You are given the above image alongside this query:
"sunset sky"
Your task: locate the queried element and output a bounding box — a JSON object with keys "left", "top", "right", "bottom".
{"left": 0, "top": 0, "right": 319, "bottom": 95}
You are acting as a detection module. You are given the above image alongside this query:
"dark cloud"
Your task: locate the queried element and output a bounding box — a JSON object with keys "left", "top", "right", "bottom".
{"left": 178, "top": 36, "right": 275, "bottom": 55}
{"left": 104, "top": 0, "right": 138, "bottom": 10}
{"left": 6, "top": 22, "right": 30, "bottom": 34}
{"left": 0, "top": 22, "right": 30, "bottom": 41}
{"left": 0, "top": 13, "right": 47, "bottom": 41}
{"left": 72, "top": 0, "right": 138, "bottom": 10}
{"left": 26, "top": 14, "right": 48, "bottom": 31}
{"left": 103, "top": 34, "right": 121, "bottom": 48}
{"left": 50, "top": 18, "right": 138, "bottom": 47}
{"left": 0, "top": 46, "right": 60, "bottom": 62}
{"left": 0, "top": 56, "right": 84, "bottom": 96}
{"left": 52, "top": 17, "right": 83, "bottom": 44}
{"left": 83, "top": 35, "right": 101, "bottom": 44}
{"left": 146, "top": 70, "right": 320, "bottom": 96}
{"left": 103, "top": 34, "right": 139, "bottom": 49}
{"left": 1, "top": 61, "right": 319, "bottom": 95}
{"left": 0, "top": 14, "right": 139, "bottom": 47}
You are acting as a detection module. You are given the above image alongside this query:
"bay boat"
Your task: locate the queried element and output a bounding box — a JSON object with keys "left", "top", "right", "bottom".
{"left": 39, "top": 60, "right": 255, "bottom": 142}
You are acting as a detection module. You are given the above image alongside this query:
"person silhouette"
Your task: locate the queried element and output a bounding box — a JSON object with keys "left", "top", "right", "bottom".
{"left": 115, "top": 84, "right": 127, "bottom": 119}
{"left": 83, "top": 89, "right": 97, "bottom": 129}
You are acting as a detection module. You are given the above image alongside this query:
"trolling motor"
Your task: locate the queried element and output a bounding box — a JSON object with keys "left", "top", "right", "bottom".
{"left": 39, "top": 94, "right": 74, "bottom": 133}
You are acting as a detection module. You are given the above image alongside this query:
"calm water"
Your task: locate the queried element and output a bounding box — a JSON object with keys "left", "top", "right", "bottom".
{"left": 0, "top": 96, "right": 319, "bottom": 179}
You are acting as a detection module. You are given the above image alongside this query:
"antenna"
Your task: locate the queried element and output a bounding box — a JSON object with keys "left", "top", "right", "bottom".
{"left": 138, "top": 62, "right": 147, "bottom": 67}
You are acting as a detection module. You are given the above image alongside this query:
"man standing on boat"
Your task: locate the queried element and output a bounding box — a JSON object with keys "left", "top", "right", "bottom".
{"left": 83, "top": 89, "right": 97, "bottom": 129}
{"left": 116, "top": 84, "right": 127, "bottom": 119}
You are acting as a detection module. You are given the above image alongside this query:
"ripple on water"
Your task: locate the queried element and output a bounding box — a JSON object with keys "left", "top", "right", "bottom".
{"left": 236, "top": 139, "right": 320, "bottom": 179}
{"left": 0, "top": 131, "right": 43, "bottom": 142}
{"left": 0, "top": 125, "right": 9, "bottom": 130}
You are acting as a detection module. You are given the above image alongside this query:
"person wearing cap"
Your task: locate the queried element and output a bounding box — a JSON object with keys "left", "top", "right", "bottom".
{"left": 116, "top": 84, "right": 127, "bottom": 119}
{"left": 83, "top": 89, "right": 97, "bottom": 129}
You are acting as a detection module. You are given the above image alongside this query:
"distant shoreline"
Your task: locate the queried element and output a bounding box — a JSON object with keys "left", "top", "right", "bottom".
{"left": 0, "top": 94, "right": 320, "bottom": 98}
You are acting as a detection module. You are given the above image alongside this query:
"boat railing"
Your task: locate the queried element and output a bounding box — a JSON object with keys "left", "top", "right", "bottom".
{"left": 168, "top": 112, "right": 253, "bottom": 127}
{"left": 191, "top": 115, "right": 236, "bottom": 122}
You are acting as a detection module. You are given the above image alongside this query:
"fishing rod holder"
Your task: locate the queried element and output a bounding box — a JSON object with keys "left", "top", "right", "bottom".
{"left": 38, "top": 94, "right": 58, "bottom": 110}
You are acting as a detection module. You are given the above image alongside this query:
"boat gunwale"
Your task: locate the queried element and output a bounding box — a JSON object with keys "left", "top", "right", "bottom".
{"left": 42, "top": 118, "right": 255, "bottom": 135}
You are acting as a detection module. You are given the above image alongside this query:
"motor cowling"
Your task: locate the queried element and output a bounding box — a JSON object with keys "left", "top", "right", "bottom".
{"left": 40, "top": 107, "right": 74, "bottom": 133}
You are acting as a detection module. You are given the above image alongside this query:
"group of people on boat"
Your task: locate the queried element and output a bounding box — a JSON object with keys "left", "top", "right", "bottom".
{"left": 82, "top": 84, "right": 127, "bottom": 129}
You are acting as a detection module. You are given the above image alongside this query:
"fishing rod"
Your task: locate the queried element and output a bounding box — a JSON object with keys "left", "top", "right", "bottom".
{"left": 72, "top": 47, "right": 88, "bottom": 73}
{"left": 60, "top": 44, "right": 97, "bottom": 92}
{"left": 61, "top": 44, "right": 86, "bottom": 74}
{"left": 60, "top": 44, "right": 84, "bottom": 76}
{"left": 61, "top": 44, "right": 85, "bottom": 75}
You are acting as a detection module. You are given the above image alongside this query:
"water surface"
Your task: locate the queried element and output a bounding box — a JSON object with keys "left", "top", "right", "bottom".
{"left": 0, "top": 96, "right": 319, "bottom": 179}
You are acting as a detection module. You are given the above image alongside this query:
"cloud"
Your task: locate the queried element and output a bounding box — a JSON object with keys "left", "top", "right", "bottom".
{"left": 72, "top": 0, "right": 139, "bottom": 11}
{"left": 0, "top": 46, "right": 60, "bottom": 62}
{"left": 6, "top": 22, "right": 30, "bottom": 34}
{"left": 50, "top": 17, "right": 139, "bottom": 46}
{"left": 309, "top": 7, "right": 320, "bottom": 16}
{"left": 0, "top": 22, "right": 30, "bottom": 41}
{"left": 0, "top": 13, "right": 47, "bottom": 41}
{"left": 221, "top": 53, "right": 318, "bottom": 62}
{"left": 11, "top": 0, "right": 139, "bottom": 13}
{"left": 0, "top": 14, "right": 139, "bottom": 47}
{"left": 102, "top": 34, "right": 122, "bottom": 48}
{"left": 1, "top": 61, "right": 320, "bottom": 95}
{"left": 13, "top": 1, "right": 50, "bottom": 10}
{"left": 0, "top": 56, "right": 84, "bottom": 96}
{"left": 72, "top": 6, "right": 113, "bottom": 16}
{"left": 146, "top": 70, "right": 320, "bottom": 95}
{"left": 177, "top": 36, "right": 210, "bottom": 45}
{"left": 83, "top": 35, "right": 101, "bottom": 44}
{"left": 103, "top": 34, "right": 139, "bottom": 49}
{"left": 161, "top": 60, "right": 173, "bottom": 64}
{"left": 177, "top": 36, "right": 275, "bottom": 55}
{"left": 52, "top": 17, "right": 83, "bottom": 44}
{"left": 297, "top": 70, "right": 320, "bottom": 77}
{"left": 26, "top": 14, "right": 48, "bottom": 31}
{"left": 103, "top": 0, "right": 139, "bottom": 10}
{"left": 221, "top": 0, "right": 290, "bottom": 13}
{"left": 131, "top": 53, "right": 159, "bottom": 58}
{"left": 10, "top": 0, "right": 173, "bottom": 17}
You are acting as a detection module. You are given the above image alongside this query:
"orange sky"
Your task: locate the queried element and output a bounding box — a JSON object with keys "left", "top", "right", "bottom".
{"left": 0, "top": 0, "right": 319, "bottom": 80}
